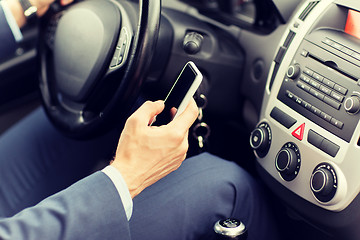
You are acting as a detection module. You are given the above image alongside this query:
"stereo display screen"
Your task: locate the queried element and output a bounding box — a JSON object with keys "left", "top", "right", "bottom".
{"left": 345, "top": 9, "right": 360, "bottom": 39}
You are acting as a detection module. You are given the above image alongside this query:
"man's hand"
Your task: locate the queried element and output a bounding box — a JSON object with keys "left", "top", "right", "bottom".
{"left": 31, "top": 0, "right": 73, "bottom": 16}
{"left": 111, "top": 99, "right": 199, "bottom": 198}
{"left": 4, "top": 0, "right": 73, "bottom": 28}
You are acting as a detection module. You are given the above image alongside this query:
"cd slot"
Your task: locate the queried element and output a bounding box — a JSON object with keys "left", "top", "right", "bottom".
{"left": 308, "top": 53, "right": 358, "bottom": 82}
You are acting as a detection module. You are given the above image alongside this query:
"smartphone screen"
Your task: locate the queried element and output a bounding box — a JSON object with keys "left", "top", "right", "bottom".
{"left": 153, "top": 62, "right": 202, "bottom": 126}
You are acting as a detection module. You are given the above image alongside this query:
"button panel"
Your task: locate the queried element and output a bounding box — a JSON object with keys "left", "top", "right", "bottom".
{"left": 301, "top": 67, "right": 347, "bottom": 108}
{"left": 110, "top": 27, "right": 131, "bottom": 69}
{"left": 277, "top": 39, "right": 360, "bottom": 143}
{"left": 285, "top": 90, "right": 344, "bottom": 129}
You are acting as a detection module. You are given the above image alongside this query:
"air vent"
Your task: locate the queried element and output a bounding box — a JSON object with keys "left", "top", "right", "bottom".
{"left": 269, "top": 31, "right": 296, "bottom": 90}
{"left": 283, "top": 31, "right": 296, "bottom": 48}
{"left": 299, "top": 1, "right": 319, "bottom": 21}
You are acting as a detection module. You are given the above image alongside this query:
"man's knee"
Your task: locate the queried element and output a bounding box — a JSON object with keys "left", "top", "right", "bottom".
{"left": 184, "top": 153, "right": 258, "bottom": 218}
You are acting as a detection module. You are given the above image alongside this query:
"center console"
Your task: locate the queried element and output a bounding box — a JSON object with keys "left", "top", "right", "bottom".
{"left": 251, "top": 0, "right": 360, "bottom": 238}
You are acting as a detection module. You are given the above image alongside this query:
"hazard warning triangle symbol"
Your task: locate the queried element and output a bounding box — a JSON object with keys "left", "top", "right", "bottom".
{"left": 292, "top": 123, "right": 305, "bottom": 140}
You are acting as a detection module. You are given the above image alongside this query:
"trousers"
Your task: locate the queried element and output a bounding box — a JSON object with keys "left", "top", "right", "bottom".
{"left": 0, "top": 108, "right": 278, "bottom": 239}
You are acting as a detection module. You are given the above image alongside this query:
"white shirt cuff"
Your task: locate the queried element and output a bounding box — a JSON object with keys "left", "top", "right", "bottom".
{"left": 1, "top": 1, "right": 23, "bottom": 42}
{"left": 102, "top": 165, "right": 133, "bottom": 220}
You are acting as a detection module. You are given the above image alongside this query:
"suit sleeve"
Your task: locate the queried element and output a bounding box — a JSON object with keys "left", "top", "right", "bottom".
{"left": 0, "top": 172, "right": 132, "bottom": 240}
{"left": 0, "top": 4, "right": 17, "bottom": 60}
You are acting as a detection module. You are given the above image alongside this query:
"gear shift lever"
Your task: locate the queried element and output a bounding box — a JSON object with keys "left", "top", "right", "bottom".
{"left": 214, "top": 218, "right": 248, "bottom": 240}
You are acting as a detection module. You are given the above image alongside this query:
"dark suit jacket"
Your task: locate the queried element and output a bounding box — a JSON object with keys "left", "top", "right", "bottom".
{"left": 0, "top": 172, "right": 132, "bottom": 240}
{"left": 0, "top": 4, "right": 17, "bottom": 60}
{"left": 0, "top": 6, "right": 131, "bottom": 239}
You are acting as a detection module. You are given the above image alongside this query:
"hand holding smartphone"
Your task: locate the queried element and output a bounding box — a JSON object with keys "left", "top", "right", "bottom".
{"left": 151, "top": 61, "right": 203, "bottom": 126}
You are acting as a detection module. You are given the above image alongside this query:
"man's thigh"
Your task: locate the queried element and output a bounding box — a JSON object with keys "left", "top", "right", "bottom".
{"left": 129, "top": 152, "right": 278, "bottom": 240}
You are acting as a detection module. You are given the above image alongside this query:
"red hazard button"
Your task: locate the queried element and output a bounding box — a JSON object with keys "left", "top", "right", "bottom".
{"left": 292, "top": 123, "right": 305, "bottom": 140}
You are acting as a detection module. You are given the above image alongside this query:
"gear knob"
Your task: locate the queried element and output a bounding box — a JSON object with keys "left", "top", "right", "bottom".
{"left": 214, "top": 218, "right": 248, "bottom": 240}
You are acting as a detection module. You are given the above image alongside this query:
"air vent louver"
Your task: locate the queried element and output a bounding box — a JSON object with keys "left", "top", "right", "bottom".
{"left": 269, "top": 31, "right": 296, "bottom": 90}
{"left": 299, "top": 1, "right": 319, "bottom": 21}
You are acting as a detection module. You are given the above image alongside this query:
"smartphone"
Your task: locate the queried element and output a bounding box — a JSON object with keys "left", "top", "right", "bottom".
{"left": 151, "top": 61, "right": 203, "bottom": 126}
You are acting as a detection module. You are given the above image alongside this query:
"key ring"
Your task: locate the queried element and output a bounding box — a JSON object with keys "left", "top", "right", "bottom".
{"left": 192, "top": 122, "right": 211, "bottom": 141}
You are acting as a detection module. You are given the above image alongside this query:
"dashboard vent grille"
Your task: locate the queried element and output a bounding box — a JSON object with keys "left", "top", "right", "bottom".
{"left": 269, "top": 31, "right": 296, "bottom": 90}
{"left": 299, "top": 1, "right": 319, "bottom": 21}
{"left": 283, "top": 31, "right": 296, "bottom": 48}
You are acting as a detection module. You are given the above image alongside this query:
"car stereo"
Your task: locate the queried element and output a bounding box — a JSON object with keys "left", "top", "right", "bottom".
{"left": 277, "top": 28, "right": 360, "bottom": 144}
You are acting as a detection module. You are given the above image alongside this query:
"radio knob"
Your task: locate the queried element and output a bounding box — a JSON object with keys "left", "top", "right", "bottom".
{"left": 310, "top": 168, "right": 334, "bottom": 196}
{"left": 344, "top": 96, "right": 360, "bottom": 114}
{"left": 286, "top": 64, "right": 301, "bottom": 79}
{"left": 275, "top": 148, "right": 297, "bottom": 175}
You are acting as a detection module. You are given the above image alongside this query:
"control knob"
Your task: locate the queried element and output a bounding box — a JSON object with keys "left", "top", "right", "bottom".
{"left": 310, "top": 163, "right": 337, "bottom": 202}
{"left": 344, "top": 95, "right": 360, "bottom": 114}
{"left": 250, "top": 123, "right": 271, "bottom": 158}
{"left": 275, "top": 148, "right": 297, "bottom": 175}
{"left": 286, "top": 64, "right": 301, "bottom": 79}
{"left": 311, "top": 168, "right": 334, "bottom": 196}
{"left": 275, "top": 142, "right": 301, "bottom": 181}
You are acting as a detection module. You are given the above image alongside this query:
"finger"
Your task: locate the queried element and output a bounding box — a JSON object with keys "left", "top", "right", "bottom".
{"left": 61, "top": 0, "right": 74, "bottom": 5}
{"left": 169, "top": 98, "right": 198, "bottom": 130}
{"left": 132, "top": 100, "right": 165, "bottom": 125}
{"left": 170, "top": 107, "right": 177, "bottom": 118}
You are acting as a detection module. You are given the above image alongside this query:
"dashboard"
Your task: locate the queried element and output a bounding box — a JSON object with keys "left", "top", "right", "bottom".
{"left": 162, "top": 0, "right": 360, "bottom": 238}
{"left": 249, "top": 0, "right": 360, "bottom": 238}
{"left": 180, "top": 0, "right": 256, "bottom": 25}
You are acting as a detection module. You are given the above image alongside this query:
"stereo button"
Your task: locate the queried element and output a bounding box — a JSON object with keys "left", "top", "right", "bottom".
{"left": 313, "top": 73, "right": 324, "bottom": 82}
{"left": 324, "top": 96, "right": 341, "bottom": 110}
{"left": 309, "top": 80, "right": 321, "bottom": 89}
{"left": 320, "top": 112, "right": 332, "bottom": 122}
{"left": 322, "top": 78, "right": 335, "bottom": 88}
{"left": 310, "top": 106, "right": 322, "bottom": 116}
{"left": 330, "top": 118, "right": 344, "bottom": 129}
{"left": 319, "top": 85, "right": 331, "bottom": 95}
{"left": 333, "top": 84, "right": 348, "bottom": 95}
{"left": 330, "top": 91, "right": 345, "bottom": 102}
{"left": 300, "top": 74, "right": 310, "bottom": 83}
{"left": 304, "top": 68, "right": 313, "bottom": 76}
{"left": 286, "top": 90, "right": 295, "bottom": 100}
{"left": 297, "top": 81, "right": 311, "bottom": 92}
{"left": 310, "top": 88, "right": 324, "bottom": 100}
{"left": 302, "top": 100, "right": 312, "bottom": 110}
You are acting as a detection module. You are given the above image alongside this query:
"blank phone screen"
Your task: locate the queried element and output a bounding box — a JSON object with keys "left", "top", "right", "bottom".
{"left": 154, "top": 64, "right": 197, "bottom": 126}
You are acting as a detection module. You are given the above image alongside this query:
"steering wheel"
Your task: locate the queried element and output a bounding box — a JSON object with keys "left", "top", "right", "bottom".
{"left": 38, "top": 0, "right": 161, "bottom": 138}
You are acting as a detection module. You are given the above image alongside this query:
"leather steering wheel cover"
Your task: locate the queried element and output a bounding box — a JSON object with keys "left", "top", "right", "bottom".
{"left": 103, "top": 0, "right": 161, "bottom": 128}
{"left": 39, "top": 0, "right": 161, "bottom": 138}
